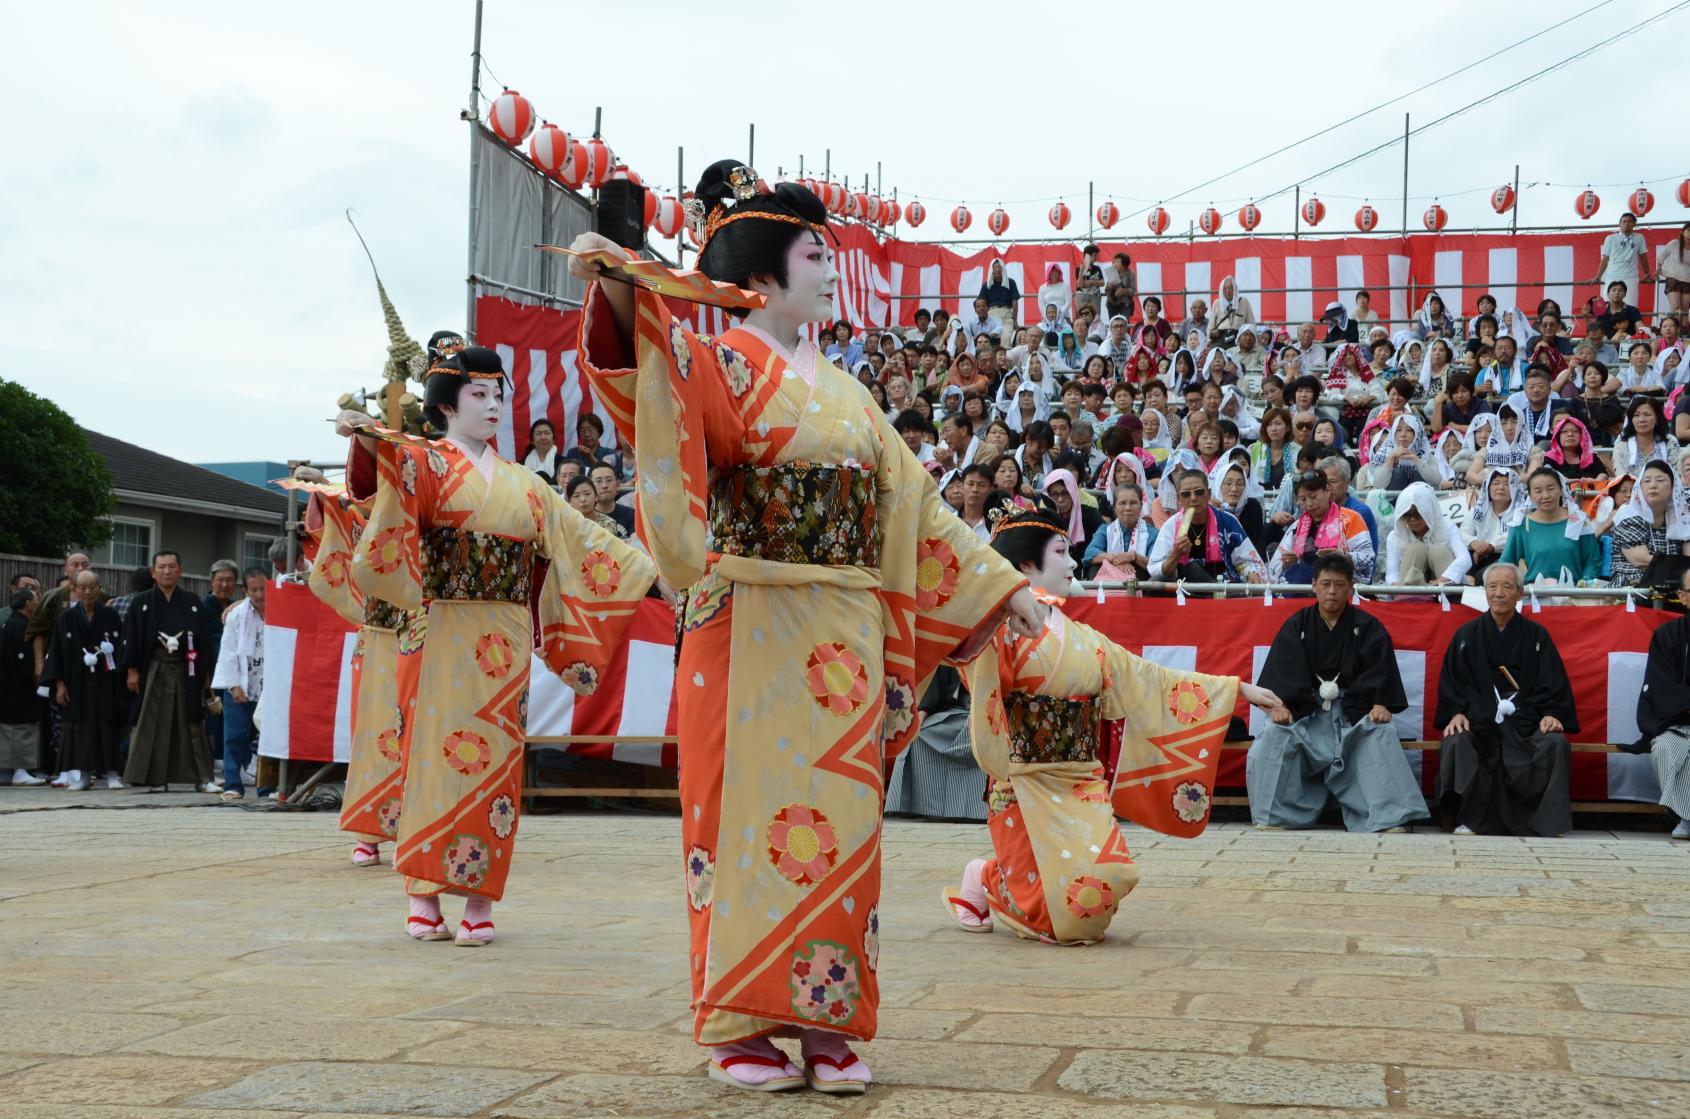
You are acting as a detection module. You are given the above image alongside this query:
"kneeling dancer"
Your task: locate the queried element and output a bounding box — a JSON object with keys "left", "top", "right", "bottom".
{"left": 947, "top": 505, "right": 1280, "bottom": 945}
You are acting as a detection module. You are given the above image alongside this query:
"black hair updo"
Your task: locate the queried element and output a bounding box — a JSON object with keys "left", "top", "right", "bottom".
{"left": 423, "top": 345, "right": 505, "bottom": 431}
{"left": 694, "top": 159, "right": 829, "bottom": 317}
{"left": 989, "top": 506, "right": 1068, "bottom": 574}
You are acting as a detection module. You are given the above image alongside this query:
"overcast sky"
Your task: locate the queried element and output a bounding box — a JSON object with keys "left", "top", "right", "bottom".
{"left": 8, "top": 0, "right": 1685, "bottom": 466}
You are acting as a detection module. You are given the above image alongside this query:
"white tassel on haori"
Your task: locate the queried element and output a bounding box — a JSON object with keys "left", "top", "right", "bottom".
{"left": 1318, "top": 675, "right": 1341, "bottom": 711}
{"left": 1493, "top": 689, "right": 1517, "bottom": 725}
{"left": 158, "top": 631, "right": 182, "bottom": 655}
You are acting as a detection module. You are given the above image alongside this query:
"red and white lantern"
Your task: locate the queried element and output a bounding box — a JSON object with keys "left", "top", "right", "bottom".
{"left": 1354, "top": 204, "right": 1379, "bottom": 233}
{"left": 1048, "top": 201, "right": 1071, "bottom": 230}
{"left": 865, "top": 195, "right": 885, "bottom": 224}
{"left": 1679, "top": 180, "right": 1690, "bottom": 209}
{"left": 1096, "top": 201, "right": 1120, "bottom": 229}
{"left": 1630, "top": 187, "right": 1655, "bottom": 218}
{"left": 905, "top": 200, "right": 926, "bottom": 227}
{"left": 652, "top": 195, "right": 684, "bottom": 238}
{"left": 883, "top": 199, "right": 901, "bottom": 225}
{"left": 1198, "top": 207, "right": 1222, "bottom": 235}
{"left": 1575, "top": 189, "right": 1601, "bottom": 220}
{"left": 1238, "top": 203, "right": 1261, "bottom": 232}
{"left": 527, "top": 123, "right": 570, "bottom": 177}
{"left": 826, "top": 182, "right": 849, "bottom": 214}
{"left": 609, "top": 164, "right": 642, "bottom": 187}
{"left": 950, "top": 205, "right": 972, "bottom": 234}
{"left": 987, "top": 207, "right": 1010, "bottom": 236}
{"left": 1301, "top": 196, "right": 1326, "bottom": 226}
{"left": 487, "top": 89, "right": 536, "bottom": 146}
{"left": 1423, "top": 203, "right": 1448, "bottom": 232}
{"left": 557, "top": 140, "right": 589, "bottom": 190}
{"left": 641, "top": 189, "right": 658, "bottom": 230}
{"left": 581, "top": 138, "right": 614, "bottom": 189}
{"left": 1491, "top": 184, "right": 1516, "bottom": 214}
{"left": 849, "top": 192, "right": 869, "bottom": 219}
{"left": 1146, "top": 206, "right": 1170, "bottom": 236}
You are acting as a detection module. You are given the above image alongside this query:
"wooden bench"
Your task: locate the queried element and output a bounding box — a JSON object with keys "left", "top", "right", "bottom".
{"left": 1211, "top": 739, "right": 1664, "bottom": 815}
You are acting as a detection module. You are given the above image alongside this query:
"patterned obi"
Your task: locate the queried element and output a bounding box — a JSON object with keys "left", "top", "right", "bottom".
{"left": 420, "top": 527, "right": 534, "bottom": 604}
{"left": 1005, "top": 692, "right": 1099, "bottom": 765}
{"left": 709, "top": 462, "right": 880, "bottom": 568}
{"left": 363, "top": 597, "right": 408, "bottom": 632}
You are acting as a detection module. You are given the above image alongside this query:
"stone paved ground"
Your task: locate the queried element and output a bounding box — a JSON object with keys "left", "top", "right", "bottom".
{"left": 3, "top": 791, "right": 1690, "bottom": 1118}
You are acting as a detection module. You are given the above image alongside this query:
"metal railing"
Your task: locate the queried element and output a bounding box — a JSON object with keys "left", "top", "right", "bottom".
{"left": 1079, "top": 580, "right": 1645, "bottom": 603}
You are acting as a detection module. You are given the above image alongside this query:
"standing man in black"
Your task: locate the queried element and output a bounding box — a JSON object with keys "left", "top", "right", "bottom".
{"left": 121, "top": 550, "right": 217, "bottom": 793}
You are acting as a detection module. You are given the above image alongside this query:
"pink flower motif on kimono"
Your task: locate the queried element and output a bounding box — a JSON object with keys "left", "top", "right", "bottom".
{"left": 473, "top": 632, "right": 517, "bottom": 679}
{"left": 487, "top": 794, "right": 516, "bottom": 840}
{"left": 1065, "top": 875, "right": 1115, "bottom": 919}
{"left": 685, "top": 845, "right": 715, "bottom": 911}
{"left": 881, "top": 675, "right": 916, "bottom": 742}
{"left": 367, "top": 528, "right": 406, "bottom": 576}
{"left": 443, "top": 730, "right": 492, "bottom": 776}
{"left": 767, "top": 803, "right": 839, "bottom": 887}
{"left": 789, "top": 940, "right": 861, "bottom": 1027}
{"left": 425, "top": 447, "right": 450, "bottom": 477}
{"left": 374, "top": 727, "right": 402, "bottom": 763}
{"left": 441, "top": 833, "right": 490, "bottom": 890}
{"left": 400, "top": 454, "right": 418, "bottom": 495}
{"left": 376, "top": 796, "right": 402, "bottom": 838}
{"left": 913, "top": 537, "right": 961, "bottom": 611}
{"left": 581, "top": 550, "right": 623, "bottom": 598}
{"left": 862, "top": 905, "right": 880, "bottom": 971}
{"left": 1168, "top": 680, "right": 1211, "bottom": 725}
{"left": 1095, "top": 645, "right": 1113, "bottom": 694}
{"left": 1172, "top": 781, "right": 1211, "bottom": 825}
{"left": 805, "top": 642, "right": 869, "bottom": 716}
{"left": 318, "top": 550, "right": 351, "bottom": 588}
{"left": 558, "top": 661, "right": 599, "bottom": 695}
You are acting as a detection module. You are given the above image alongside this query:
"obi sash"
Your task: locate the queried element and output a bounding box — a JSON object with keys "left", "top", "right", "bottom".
{"left": 420, "top": 527, "right": 535, "bottom": 604}
{"left": 708, "top": 463, "right": 881, "bottom": 568}
{"left": 1005, "top": 692, "right": 1099, "bottom": 765}
{"left": 363, "top": 597, "right": 408, "bottom": 632}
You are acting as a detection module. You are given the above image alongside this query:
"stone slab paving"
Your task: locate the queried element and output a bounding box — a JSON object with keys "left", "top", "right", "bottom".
{"left": 2, "top": 792, "right": 1689, "bottom": 1117}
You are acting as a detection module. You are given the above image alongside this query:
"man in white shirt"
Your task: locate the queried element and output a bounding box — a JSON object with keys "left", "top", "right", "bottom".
{"left": 963, "top": 297, "right": 997, "bottom": 341}
{"left": 1592, "top": 213, "right": 1652, "bottom": 295}
{"left": 1295, "top": 322, "right": 1328, "bottom": 372}
{"left": 210, "top": 568, "right": 267, "bottom": 800}
{"left": 893, "top": 410, "right": 937, "bottom": 464}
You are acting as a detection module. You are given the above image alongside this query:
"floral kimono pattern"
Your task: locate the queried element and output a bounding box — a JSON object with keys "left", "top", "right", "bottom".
{"left": 349, "top": 429, "right": 655, "bottom": 900}
{"left": 963, "top": 593, "right": 1238, "bottom": 944}
{"left": 579, "top": 286, "right": 1026, "bottom": 1045}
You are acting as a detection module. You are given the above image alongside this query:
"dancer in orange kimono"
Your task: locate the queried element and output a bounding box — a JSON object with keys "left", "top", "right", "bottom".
{"left": 341, "top": 346, "right": 655, "bottom": 946}
{"left": 287, "top": 478, "right": 420, "bottom": 870}
{"left": 943, "top": 505, "right": 1279, "bottom": 945}
{"left": 571, "top": 162, "right": 1047, "bottom": 1094}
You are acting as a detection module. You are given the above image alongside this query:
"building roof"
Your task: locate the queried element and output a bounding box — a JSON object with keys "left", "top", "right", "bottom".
{"left": 88, "top": 430, "right": 288, "bottom": 520}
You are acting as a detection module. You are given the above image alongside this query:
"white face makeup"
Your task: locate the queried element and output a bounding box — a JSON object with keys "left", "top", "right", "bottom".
{"left": 1029, "top": 533, "right": 1076, "bottom": 597}
{"left": 444, "top": 381, "right": 504, "bottom": 446}
{"left": 753, "top": 234, "right": 838, "bottom": 323}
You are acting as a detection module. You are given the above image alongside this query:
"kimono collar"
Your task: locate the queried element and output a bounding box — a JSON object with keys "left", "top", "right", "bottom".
{"left": 444, "top": 435, "right": 497, "bottom": 480}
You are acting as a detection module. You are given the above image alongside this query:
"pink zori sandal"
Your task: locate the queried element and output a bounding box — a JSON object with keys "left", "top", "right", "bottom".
{"left": 455, "top": 919, "right": 495, "bottom": 947}
{"left": 406, "top": 916, "right": 451, "bottom": 941}
{"left": 707, "top": 1052, "right": 804, "bottom": 1092}
{"left": 941, "top": 886, "right": 993, "bottom": 932}
{"left": 804, "top": 1051, "right": 871, "bottom": 1095}
{"left": 351, "top": 843, "right": 380, "bottom": 867}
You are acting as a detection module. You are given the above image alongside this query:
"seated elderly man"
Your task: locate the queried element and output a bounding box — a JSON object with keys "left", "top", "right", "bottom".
{"left": 1633, "top": 565, "right": 1690, "bottom": 840}
{"left": 1436, "top": 564, "right": 1578, "bottom": 836}
{"left": 1248, "top": 555, "right": 1426, "bottom": 832}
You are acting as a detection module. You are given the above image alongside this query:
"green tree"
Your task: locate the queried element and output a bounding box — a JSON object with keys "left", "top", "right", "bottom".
{"left": 0, "top": 379, "right": 114, "bottom": 556}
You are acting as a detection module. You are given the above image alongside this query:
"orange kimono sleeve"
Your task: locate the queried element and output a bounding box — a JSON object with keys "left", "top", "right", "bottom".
{"left": 529, "top": 474, "right": 657, "bottom": 693}
{"left": 349, "top": 438, "right": 437, "bottom": 612}
{"left": 304, "top": 493, "right": 366, "bottom": 627}
{"left": 577, "top": 282, "right": 746, "bottom": 588}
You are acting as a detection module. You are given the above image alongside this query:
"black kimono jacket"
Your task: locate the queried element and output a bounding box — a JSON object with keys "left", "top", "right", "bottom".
{"left": 0, "top": 612, "right": 38, "bottom": 725}
{"left": 120, "top": 586, "right": 210, "bottom": 681}
{"left": 1635, "top": 613, "right": 1690, "bottom": 747}
{"left": 1257, "top": 604, "right": 1407, "bottom": 724}
{"left": 1435, "top": 612, "right": 1578, "bottom": 737}
{"left": 39, "top": 602, "right": 127, "bottom": 725}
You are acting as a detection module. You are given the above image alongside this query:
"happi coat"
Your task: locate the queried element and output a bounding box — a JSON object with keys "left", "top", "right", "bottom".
{"left": 579, "top": 284, "right": 1027, "bottom": 1045}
